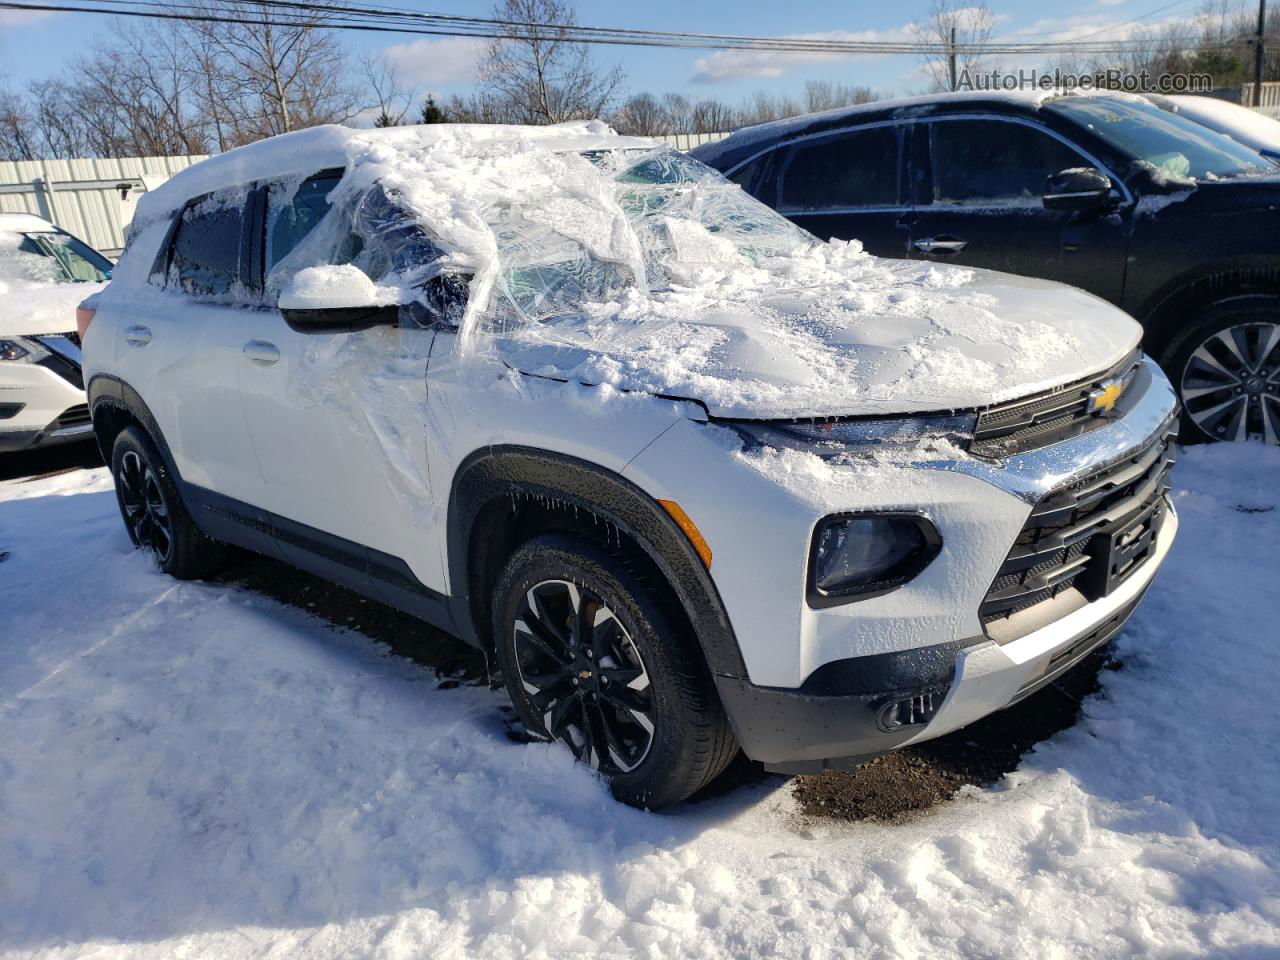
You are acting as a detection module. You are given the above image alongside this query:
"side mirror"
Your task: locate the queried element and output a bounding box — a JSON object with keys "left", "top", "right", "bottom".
{"left": 278, "top": 265, "right": 400, "bottom": 334}
{"left": 1043, "top": 167, "right": 1114, "bottom": 213}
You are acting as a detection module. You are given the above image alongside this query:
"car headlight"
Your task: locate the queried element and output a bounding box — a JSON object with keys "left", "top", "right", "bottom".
{"left": 808, "top": 513, "right": 942, "bottom": 606}
{"left": 0, "top": 339, "right": 33, "bottom": 362}
{"left": 729, "top": 412, "right": 976, "bottom": 458}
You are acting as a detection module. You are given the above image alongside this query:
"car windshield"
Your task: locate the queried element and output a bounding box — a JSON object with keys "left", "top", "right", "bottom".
{"left": 12, "top": 231, "right": 112, "bottom": 282}
{"left": 487, "top": 148, "right": 816, "bottom": 328}
{"left": 1046, "top": 96, "right": 1274, "bottom": 182}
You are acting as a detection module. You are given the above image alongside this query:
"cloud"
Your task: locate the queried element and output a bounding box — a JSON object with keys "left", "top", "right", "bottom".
{"left": 690, "top": 28, "right": 913, "bottom": 84}
{"left": 0, "top": 7, "right": 54, "bottom": 26}
{"left": 383, "top": 36, "right": 485, "bottom": 89}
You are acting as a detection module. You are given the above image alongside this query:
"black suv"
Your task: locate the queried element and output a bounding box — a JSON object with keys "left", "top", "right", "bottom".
{"left": 693, "top": 91, "right": 1280, "bottom": 445}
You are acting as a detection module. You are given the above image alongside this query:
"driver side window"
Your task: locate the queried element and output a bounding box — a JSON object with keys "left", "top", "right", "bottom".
{"left": 267, "top": 174, "right": 344, "bottom": 271}
{"left": 929, "top": 119, "right": 1086, "bottom": 207}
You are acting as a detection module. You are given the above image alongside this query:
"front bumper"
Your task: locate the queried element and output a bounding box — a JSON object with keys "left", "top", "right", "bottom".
{"left": 0, "top": 341, "right": 90, "bottom": 454}
{"left": 719, "top": 499, "right": 1176, "bottom": 774}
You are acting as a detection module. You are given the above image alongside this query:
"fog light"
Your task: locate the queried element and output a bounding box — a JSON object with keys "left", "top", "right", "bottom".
{"left": 808, "top": 513, "right": 941, "bottom": 606}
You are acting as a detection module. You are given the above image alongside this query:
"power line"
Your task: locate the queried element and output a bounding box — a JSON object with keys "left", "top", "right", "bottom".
{"left": 0, "top": 0, "right": 1255, "bottom": 54}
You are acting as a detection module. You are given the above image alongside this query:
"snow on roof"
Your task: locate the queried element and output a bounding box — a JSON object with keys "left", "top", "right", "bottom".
{"left": 1157, "top": 95, "right": 1280, "bottom": 154}
{"left": 0, "top": 212, "right": 57, "bottom": 235}
{"left": 133, "top": 120, "right": 659, "bottom": 226}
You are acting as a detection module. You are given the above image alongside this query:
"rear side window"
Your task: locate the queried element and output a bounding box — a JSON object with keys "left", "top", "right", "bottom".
{"left": 929, "top": 119, "right": 1085, "bottom": 207}
{"left": 778, "top": 127, "right": 899, "bottom": 211}
{"left": 267, "top": 174, "right": 342, "bottom": 271}
{"left": 167, "top": 191, "right": 246, "bottom": 298}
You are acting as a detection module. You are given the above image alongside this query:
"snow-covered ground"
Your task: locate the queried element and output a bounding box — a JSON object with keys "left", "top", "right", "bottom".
{"left": 2, "top": 444, "right": 1278, "bottom": 959}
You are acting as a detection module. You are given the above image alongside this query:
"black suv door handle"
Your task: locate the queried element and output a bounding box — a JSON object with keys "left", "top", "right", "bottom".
{"left": 913, "top": 237, "right": 969, "bottom": 254}
{"left": 243, "top": 340, "right": 280, "bottom": 365}
{"left": 124, "top": 324, "right": 152, "bottom": 346}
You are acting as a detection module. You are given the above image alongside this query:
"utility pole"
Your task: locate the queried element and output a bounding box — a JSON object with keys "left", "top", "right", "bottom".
{"left": 1255, "top": 0, "right": 1267, "bottom": 108}
{"left": 949, "top": 25, "right": 958, "bottom": 92}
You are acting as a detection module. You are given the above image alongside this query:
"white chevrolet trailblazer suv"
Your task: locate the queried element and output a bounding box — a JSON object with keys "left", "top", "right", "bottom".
{"left": 81, "top": 123, "right": 1178, "bottom": 808}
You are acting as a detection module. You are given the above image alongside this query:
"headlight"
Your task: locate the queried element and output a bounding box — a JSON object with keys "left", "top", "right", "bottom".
{"left": 808, "top": 513, "right": 942, "bottom": 606}
{"left": 0, "top": 339, "right": 32, "bottom": 362}
{"left": 730, "top": 413, "right": 976, "bottom": 458}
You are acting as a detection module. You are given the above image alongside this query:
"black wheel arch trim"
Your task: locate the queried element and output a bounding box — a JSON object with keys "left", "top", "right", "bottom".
{"left": 1135, "top": 260, "right": 1280, "bottom": 356}
{"left": 446, "top": 444, "right": 749, "bottom": 679}
{"left": 89, "top": 373, "right": 183, "bottom": 480}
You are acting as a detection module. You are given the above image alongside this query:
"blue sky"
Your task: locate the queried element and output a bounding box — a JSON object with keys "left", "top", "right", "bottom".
{"left": 0, "top": 0, "right": 1197, "bottom": 105}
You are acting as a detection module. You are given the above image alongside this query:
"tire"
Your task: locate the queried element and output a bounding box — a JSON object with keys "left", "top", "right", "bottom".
{"left": 1159, "top": 296, "right": 1280, "bottom": 444}
{"left": 110, "top": 426, "right": 229, "bottom": 579}
{"left": 493, "top": 532, "right": 737, "bottom": 810}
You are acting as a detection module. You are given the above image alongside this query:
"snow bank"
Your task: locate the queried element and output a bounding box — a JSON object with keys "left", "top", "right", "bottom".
{"left": 2, "top": 444, "right": 1279, "bottom": 958}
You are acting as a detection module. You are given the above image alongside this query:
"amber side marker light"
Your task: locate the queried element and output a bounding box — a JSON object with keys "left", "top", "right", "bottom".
{"left": 657, "top": 499, "right": 712, "bottom": 571}
{"left": 76, "top": 306, "right": 96, "bottom": 340}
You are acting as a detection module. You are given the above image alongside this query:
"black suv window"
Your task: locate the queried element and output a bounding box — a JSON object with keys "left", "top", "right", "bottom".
{"left": 168, "top": 192, "right": 246, "bottom": 298}
{"left": 267, "top": 174, "right": 342, "bottom": 271}
{"left": 778, "top": 126, "right": 899, "bottom": 211}
{"left": 929, "top": 119, "right": 1085, "bottom": 207}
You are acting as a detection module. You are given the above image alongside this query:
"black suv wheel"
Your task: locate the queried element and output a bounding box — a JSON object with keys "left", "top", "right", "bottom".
{"left": 1163, "top": 297, "right": 1280, "bottom": 444}
{"left": 110, "top": 426, "right": 228, "bottom": 579}
{"left": 493, "top": 533, "right": 737, "bottom": 809}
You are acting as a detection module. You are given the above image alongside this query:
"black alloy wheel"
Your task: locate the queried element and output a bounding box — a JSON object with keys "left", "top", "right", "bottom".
{"left": 110, "top": 425, "right": 229, "bottom": 579}
{"left": 493, "top": 533, "right": 737, "bottom": 809}
{"left": 512, "top": 578, "right": 656, "bottom": 774}
{"left": 116, "top": 448, "right": 174, "bottom": 564}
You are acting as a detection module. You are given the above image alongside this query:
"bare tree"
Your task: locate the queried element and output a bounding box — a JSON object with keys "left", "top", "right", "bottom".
{"left": 478, "top": 0, "right": 625, "bottom": 123}
{"left": 0, "top": 87, "right": 38, "bottom": 162}
{"left": 187, "top": 0, "right": 358, "bottom": 144}
{"left": 362, "top": 52, "right": 416, "bottom": 127}
{"left": 804, "top": 79, "right": 878, "bottom": 113}
{"left": 911, "top": 0, "right": 995, "bottom": 92}
{"left": 690, "top": 97, "right": 736, "bottom": 134}
{"left": 612, "top": 92, "right": 668, "bottom": 135}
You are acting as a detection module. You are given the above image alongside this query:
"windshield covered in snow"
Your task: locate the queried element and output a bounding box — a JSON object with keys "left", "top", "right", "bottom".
{"left": 1047, "top": 96, "right": 1274, "bottom": 182}
{"left": 487, "top": 148, "right": 816, "bottom": 329}
{"left": 0, "top": 230, "right": 112, "bottom": 284}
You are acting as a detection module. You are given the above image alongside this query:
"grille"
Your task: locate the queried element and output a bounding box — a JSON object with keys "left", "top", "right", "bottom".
{"left": 54, "top": 404, "right": 92, "bottom": 429}
{"left": 971, "top": 351, "right": 1141, "bottom": 459}
{"left": 981, "top": 424, "right": 1176, "bottom": 636}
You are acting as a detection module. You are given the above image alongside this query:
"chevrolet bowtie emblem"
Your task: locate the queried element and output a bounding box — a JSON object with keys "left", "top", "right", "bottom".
{"left": 1089, "top": 380, "right": 1126, "bottom": 414}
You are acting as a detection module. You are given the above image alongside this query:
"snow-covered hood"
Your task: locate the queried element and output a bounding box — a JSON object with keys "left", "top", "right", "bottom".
{"left": 0, "top": 278, "right": 104, "bottom": 337}
{"left": 497, "top": 258, "right": 1141, "bottom": 419}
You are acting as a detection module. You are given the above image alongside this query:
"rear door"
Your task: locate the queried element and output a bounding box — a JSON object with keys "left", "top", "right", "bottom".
{"left": 762, "top": 123, "right": 912, "bottom": 258}
{"left": 907, "top": 116, "right": 1131, "bottom": 302}
{"left": 119, "top": 188, "right": 269, "bottom": 509}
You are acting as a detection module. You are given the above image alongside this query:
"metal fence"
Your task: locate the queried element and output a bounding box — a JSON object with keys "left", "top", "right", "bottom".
{"left": 0, "top": 155, "right": 208, "bottom": 256}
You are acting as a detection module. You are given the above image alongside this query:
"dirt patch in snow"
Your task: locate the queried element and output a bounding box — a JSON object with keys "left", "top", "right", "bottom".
{"left": 793, "top": 649, "right": 1117, "bottom": 822}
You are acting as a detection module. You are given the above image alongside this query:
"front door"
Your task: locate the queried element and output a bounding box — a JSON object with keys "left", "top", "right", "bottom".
{"left": 907, "top": 116, "right": 1131, "bottom": 304}
{"left": 236, "top": 173, "right": 447, "bottom": 594}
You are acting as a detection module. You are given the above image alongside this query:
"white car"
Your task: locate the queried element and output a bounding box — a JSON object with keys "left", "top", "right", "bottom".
{"left": 82, "top": 123, "right": 1178, "bottom": 808}
{"left": 1148, "top": 94, "right": 1280, "bottom": 162}
{"left": 0, "top": 213, "right": 111, "bottom": 454}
